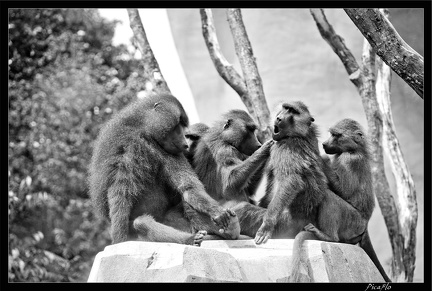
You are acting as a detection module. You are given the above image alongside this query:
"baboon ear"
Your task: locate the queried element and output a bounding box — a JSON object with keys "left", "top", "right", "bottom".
{"left": 223, "top": 119, "right": 233, "bottom": 130}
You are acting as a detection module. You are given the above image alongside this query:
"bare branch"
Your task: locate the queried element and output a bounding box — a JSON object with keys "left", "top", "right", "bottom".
{"left": 226, "top": 9, "right": 272, "bottom": 141}
{"left": 375, "top": 9, "right": 417, "bottom": 282}
{"left": 200, "top": 9, "right": 256, "bottom": 119}
{"left": 344, "top": 8, "right": 424, "bottom": 99}
{"left": 360, "top": 35, "right": 403, "bottom": 281}
{"left": 310, "top": 9, "right": 362, "bottom": 87}
{"left": 127, "top": 9, "right": 170, "bottom": 94}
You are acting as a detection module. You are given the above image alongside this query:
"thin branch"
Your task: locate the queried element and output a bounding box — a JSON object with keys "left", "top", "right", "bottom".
{"left": 200, "top": 9, "right": 257, "bottom": 120}
{"left": 375, "top": 9, "right": 417, "bottom": 282}
{"left": 310, "top": 9, "right": 362, "bottom": 87}
{"left": 127, "top": 9, "right": 170, "bottom": 94}
{"left": 226, "top": 9, "right": 272, "bottom": 141}
{"left": 344, "top": 8, "right": 424, "bottom": 99}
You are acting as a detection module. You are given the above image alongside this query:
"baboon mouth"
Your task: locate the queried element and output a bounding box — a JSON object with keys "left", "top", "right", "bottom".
{"left": 274, "top": 125, "right": 280, "bottom": 134}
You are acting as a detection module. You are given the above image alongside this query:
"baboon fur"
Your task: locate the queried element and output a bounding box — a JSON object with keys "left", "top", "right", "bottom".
{"left": 315, "top": 118, "right": 390, "bottom": 282}
{"left": 185, "top": 122, "right": 209, "bottom": 166}
{"left": 88, "top": 93, "right": 240, "bottom": 245}
{"left": 190, "top": 110, "right": 297, "bottom": 238}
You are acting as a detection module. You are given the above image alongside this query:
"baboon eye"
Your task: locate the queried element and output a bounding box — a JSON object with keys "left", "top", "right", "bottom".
{"left": 223, "top": 119, "right": 232, "bottom": 130}
{"left": 247, "top": 125, "right": 256, "bottom": 132}
{"left": 287, "top": 107, "right": 299, "bottom": 115}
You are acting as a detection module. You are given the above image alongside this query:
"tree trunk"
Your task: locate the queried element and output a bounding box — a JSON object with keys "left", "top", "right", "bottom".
{"left": 374, "top": 9, "right": 418, "bottom": 282}
{"left": 127, "top": 9, "right": 170, "bottom": 95}
{"left": 226, "top": 9, "right": 272, "bottom": 141}
{"left": 344, "top": 8, "right": 424, "bottom": 99}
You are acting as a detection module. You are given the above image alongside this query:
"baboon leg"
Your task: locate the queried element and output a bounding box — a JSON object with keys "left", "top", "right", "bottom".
{"left": 230, "top": 202, "right": 266, "bottom": 238}
{"left": 303, "top": 223, "right": 338, "bottom": 242}
{"left": 231, "top": 202, "right": 306, "bottom": 239}
{"left": 133, "top": 214, "right": 207, "bottom": 246}
{"left": 183, "top": 203, "right": 240, "bottom": 240}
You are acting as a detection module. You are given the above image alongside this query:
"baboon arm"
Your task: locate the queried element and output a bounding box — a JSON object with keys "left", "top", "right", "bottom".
{"left": 333, "top": 153, "right": 365, "bottom": 196}
{"left": 108, "top": 186, "right": 133, "bottom": 244}
{"left": 133, "top": 214, "right": 197, "bottom": 245}
{"left": 164, "top": 155, "right": 222, "bottom": 218}
{"left": 219, "top": 144, "right": 271, "bottom": 194}
{"left": 264, "top": 175, "right": 304, "bottom": 224}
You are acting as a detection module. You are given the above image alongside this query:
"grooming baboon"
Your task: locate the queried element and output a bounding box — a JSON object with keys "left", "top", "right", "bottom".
{"left": 252, "top": 102, "right": 390, "bottom": 282}
{"left": 88, "top": 93, "right": 240, "bottom": 245}
{"left": 189, "top": 109, "right": 300, "bottom": 238}
{"left": 184, "top": 122, "right": 209, "bottom": 166}
{"left": 192, "top": 110, "right": 269, "bottom": 204}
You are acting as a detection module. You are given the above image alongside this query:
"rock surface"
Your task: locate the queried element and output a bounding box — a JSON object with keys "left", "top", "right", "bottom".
{"left": 87, "top": 239, "right": 385, "bottom": 282}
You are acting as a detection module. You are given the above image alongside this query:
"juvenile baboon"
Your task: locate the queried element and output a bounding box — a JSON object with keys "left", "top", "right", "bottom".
{"left": 184, "top": 122, "right": 209, "bottom": 166}
{"left": 88, "top": 93, "right": 240, "bottom": 245}
{"left": 300, "top": 118, "right": 390, "bottom": 282}
{"left": 321, "top": 118, "right": 375, "bottom": 220}
{"left": 252, "top": 102, "right": 390, "bottom": 282}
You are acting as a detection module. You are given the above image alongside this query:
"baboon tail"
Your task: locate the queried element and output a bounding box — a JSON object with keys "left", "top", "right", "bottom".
{"left": 359, "top": 230, "right": 392, "bottom": 282}
{"left": 288, "top": 231, "right": 317, "bottom": 282}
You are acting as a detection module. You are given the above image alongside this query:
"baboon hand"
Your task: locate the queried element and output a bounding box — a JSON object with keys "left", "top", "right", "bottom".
{"left": 212, "top": 208, "right": 240, "bottom": 239}
{"left": 261, "top": 139, "right": 275, "bottom": 153}
{"left": 254, "top": 221, "right": 273, "bottom": 244}
{"left": 192, "top": 230, "right": 207, "bottom": 247}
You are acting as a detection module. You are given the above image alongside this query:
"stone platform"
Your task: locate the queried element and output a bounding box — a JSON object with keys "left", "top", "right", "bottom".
{"left": 87, "top": 239, "right": 385, "bottom": 282}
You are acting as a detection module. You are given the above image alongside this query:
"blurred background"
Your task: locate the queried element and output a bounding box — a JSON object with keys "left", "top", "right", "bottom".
{"left": 8, "top": 8, "right": 424, "bottom": 282}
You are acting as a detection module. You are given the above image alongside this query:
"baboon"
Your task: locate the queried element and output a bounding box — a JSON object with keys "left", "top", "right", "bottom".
{"left": 252, "top": 102, "right": 390, "bottom": 282}
{"left": 299, "top": 118, "right": 390, "bottom": 282}
{"left": 88, "top": 93, "right": 240, "bottom": 245}
{"left": 321, "top": 118, "right": 375, "bottom": 220}
{"left": 184, "top": 122, "right": 209, "bottom": 166}
{"left": 189, "top": 109, "right": 298, "bottom": 238}
{"left": 254, "top": 101, "right": 324, "bottom": 244}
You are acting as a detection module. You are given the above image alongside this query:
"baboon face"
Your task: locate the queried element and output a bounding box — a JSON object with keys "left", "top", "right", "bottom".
{"left": 323, "top": 118, "right": 365, "bottom": 154}
{"left": 185, "top": 123, "right": 209, "bottom": 149}
{"left": 221, "top": 111, "right": 261, "bottom": 156}
{"left": 159, "top": 123, "right": 189, "bottom": 155}
{"left": 146, "top": 95, "right": 190, "bottom": 156}
{"left": 272, "top": 101, "right": 314, "bottom": 141}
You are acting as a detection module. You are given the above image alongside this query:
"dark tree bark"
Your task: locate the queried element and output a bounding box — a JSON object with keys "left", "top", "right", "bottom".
{"left": 344, "top": 8, "right": 424, "bottom": 99}
{"left": 310, "top": 8, "right": 418, "bottom": 282}
{"left": 127, "top": 9, "right": 170, "bottom": 95}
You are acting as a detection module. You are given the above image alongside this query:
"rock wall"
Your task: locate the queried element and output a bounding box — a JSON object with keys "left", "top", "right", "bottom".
{"left": 88, "top": 239, "right": 385, "bottom": 282}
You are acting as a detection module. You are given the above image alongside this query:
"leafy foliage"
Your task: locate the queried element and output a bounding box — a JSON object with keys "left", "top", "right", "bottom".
{"left": 8, "top": 8, "right": 146, "bottom": 282}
